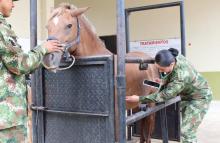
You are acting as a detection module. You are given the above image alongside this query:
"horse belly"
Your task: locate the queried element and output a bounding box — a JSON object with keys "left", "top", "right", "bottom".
{"left": 125, "top": 63, "right": 154, "bottom": 109}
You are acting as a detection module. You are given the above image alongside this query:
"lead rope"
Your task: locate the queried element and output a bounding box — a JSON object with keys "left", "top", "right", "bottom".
{"left": 57, "top": 55, "right": 75, "bottom": 71}
{"left": 41, "top": 55, "right": 76, "bottom": 71}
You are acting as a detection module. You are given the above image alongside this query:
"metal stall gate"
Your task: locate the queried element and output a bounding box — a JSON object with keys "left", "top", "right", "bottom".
{"left": 125, "top": 1, "right": 185, "bottom": 142}
{"left": 31, "top": 56, "right": 115, "bottom": 143}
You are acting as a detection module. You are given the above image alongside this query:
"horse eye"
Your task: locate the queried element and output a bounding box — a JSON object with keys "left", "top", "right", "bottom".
{"left": 66, "top": 24, "right": 72, "bottom": 29}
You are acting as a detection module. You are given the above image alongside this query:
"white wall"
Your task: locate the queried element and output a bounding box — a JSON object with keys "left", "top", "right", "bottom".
{"left": 8, "top": 0, "right": 220, "bottom": 72}
{"left": 184, "top": 0, "right": 220, "bottom": 72}
{"left": 7, "top": 0, "right": 54, "bottom": 52}
{"left": 8, "top": 0, "right": 30, "bottom": 38}
{"left": 55, "top": 0, "right": 117, "bottom": 36}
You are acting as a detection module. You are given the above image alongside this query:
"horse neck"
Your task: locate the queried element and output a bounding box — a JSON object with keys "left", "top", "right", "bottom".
{"left": 74, "top": 19, "right": 112, "bottom": 56}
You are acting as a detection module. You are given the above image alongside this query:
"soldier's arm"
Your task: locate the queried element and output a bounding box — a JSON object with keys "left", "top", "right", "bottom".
{"left": 140, "top": 78, "right": 185, "bottom": 103}
{"left": 0, "top": 34, "right": 47, "bottom": 75}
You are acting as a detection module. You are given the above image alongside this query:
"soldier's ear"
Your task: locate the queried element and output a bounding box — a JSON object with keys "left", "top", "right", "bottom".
{"left": 170, "top": 62, "right": 175, "bottom": 70}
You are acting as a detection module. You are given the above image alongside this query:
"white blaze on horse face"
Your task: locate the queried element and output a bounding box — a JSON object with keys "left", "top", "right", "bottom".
{"left": 53, "top": 16, "right": 59, "bottom": 26}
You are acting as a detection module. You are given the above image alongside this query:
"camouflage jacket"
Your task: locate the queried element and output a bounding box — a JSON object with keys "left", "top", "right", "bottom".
{"left": 0, "top": 14, "right": 47, "bottom": 129}
{"left": 140, "top": 54, "right": 213, "bottom": 103}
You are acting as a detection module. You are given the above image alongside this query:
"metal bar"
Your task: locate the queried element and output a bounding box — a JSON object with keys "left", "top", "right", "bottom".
{"left": 125, "top": 58, "right": 155, "bottom": 64}
{"left": 125, "top": 1, "right": 186, "bottom": 56}
{"left": 126, "top": 1, "right": 181, "bottom": 13}
{"left": 176, "top": 102, "right": 181, "bottom": 141}
{"left": 116, "top": 0, "right": 126, "bottom": 143}
{"left": 127, "top": 110, "right": 132, "bottom": 141}
{"left": 125, "top": 10, "right": 130, "bottom": 52}
{"left": 127, "top": 104, "right": 164, "bottom": 125}
{"left": 30, "top": 1, "right": 38, "bottom": 143}
{"left": 30, "top": 0, "right": 37, "bottom": 49}
{"left": 126, "top": 96, "right": 181, "bottom": 125}
{"left": 180, "top": 1, "right": 186, "bottom": 56}
{"left": 30, "top": 105, "right": 109, "bottom": 117}
{"left": 160, "top": 108, "right": 169, "bottom": 143}
{"left": 125, "top": 4, "right": 139, "bottom": 141}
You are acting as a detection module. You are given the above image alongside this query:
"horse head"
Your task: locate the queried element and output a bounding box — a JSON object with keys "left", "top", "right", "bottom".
{"left": 43, "top": 3, "right": 89, "bottom": 71}
{"left": 43, "top": 3, "right": 159, "bottom": 142}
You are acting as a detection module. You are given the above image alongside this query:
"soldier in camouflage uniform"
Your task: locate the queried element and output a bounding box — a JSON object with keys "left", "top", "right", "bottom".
{"left": 126, "top": 48, "right": 212, "bottom": 143}
{"left": 0, "top": 0, "right": 63, "bottom": 142}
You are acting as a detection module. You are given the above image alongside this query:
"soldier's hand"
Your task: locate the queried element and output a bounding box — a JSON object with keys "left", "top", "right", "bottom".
{"left": 126, "top": 95, "right": 140, "bottom": 102}
{"left": 154, "top": 78, "right": 161, "bottom": 83}
{"left": 43, "top": 40, "right": 64, "bottom": 53}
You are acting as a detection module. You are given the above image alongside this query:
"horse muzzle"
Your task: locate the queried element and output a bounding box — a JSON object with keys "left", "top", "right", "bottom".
{"left": 42, "top": 36, "right": 76, "bottom": 72}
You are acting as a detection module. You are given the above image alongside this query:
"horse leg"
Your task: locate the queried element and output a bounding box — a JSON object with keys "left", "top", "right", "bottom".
{"left": 142, "top": 113, "right": 156, "bottom": 143}
{"left": 140, "top": 118, "right": 146, "bottom": 143}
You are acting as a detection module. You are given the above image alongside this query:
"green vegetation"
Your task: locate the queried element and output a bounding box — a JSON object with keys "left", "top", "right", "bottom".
{"left": 202, "top": 72, "right": 220, "bottom": 100}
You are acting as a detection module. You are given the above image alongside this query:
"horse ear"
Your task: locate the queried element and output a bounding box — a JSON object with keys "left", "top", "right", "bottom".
{"left": 72, "top": 7, "right": 90, "bottom": 16}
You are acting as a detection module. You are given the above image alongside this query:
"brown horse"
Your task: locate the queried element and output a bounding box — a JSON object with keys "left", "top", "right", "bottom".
{"left": 44, "top": 3, "right": 159, "bottom": 143}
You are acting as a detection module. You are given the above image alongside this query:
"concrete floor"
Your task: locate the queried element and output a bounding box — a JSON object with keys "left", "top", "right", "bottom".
{"left": 197, "top": 100, "right": 220, "bottom": 143}
{"left": 128, "top": 101, "right": 220, "bottom": 143}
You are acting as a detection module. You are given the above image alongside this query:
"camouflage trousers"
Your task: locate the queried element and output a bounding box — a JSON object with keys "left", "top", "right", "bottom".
{"left": 0, "top": 125, "right": 27, "bottom": 143}
{"left": 180, "top": 98, "right": 212, "bottom": 143}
